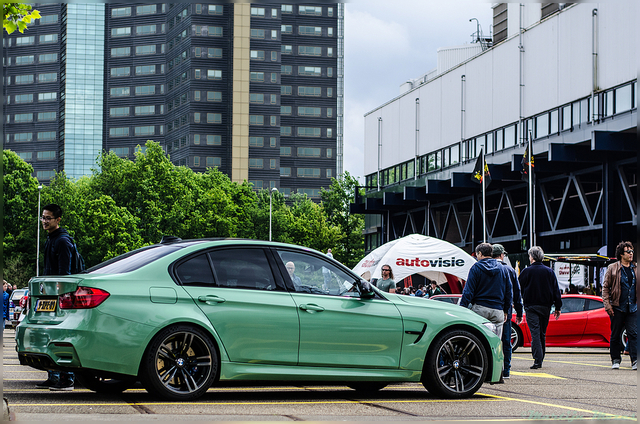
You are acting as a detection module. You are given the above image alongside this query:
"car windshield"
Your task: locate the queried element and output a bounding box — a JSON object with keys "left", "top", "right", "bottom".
{"left": 86, "top": 245, "right": 184, "bottom": 275}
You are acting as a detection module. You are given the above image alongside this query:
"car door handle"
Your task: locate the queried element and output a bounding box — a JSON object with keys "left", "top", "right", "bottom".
{"left": 198, "top": 295, "right": 226, "bottom": 304}
{"left": 299, "top": 304, "right": 325, "bottom": 312}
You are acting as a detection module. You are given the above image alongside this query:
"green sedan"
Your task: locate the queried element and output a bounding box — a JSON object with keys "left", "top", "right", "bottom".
{"left": 16, "top": 238, "right": 503, "bottom": 400}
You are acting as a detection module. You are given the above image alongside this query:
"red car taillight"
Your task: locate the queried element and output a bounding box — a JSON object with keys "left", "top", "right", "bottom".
{"left": 59, "top": 287, "right": 110, "bottom": 309}
{"left": 20, "top": 295, "right": 28, "bottom": 309}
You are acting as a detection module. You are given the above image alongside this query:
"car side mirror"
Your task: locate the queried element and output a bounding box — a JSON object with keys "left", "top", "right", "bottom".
{"left": 355, "top": 279, "right": 375, "bottom": 299}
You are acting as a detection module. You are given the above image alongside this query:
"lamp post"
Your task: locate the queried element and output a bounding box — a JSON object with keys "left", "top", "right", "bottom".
{"left": 36, "top": 185, "right": 42, "bottom": 276}
{"left": 269, "top": 187, "right": 278, "bottom": 241}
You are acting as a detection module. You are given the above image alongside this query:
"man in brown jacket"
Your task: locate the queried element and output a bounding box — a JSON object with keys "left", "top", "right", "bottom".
{"left": 602, "top": 241, "right": 637, "bottom": 370}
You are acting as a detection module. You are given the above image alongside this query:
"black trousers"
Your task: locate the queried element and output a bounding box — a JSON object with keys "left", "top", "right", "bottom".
{"left": 525, "top": 305, "right": 551, "bottom": 366}
{"left": 609, "top": 309, "right": 637, "bottom": 363}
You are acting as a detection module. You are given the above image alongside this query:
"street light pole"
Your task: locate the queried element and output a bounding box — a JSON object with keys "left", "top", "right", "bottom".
{"left": 269, "top": 187, "right": 278, "bottom": 241}
{"left": 36, "top": 185, "right": 42, "bottom": 276}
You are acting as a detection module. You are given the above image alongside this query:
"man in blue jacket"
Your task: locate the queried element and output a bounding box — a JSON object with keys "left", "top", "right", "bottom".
{"left": 518, "top": 246, "right": 562, "bottom": 369}
{"left": 461, "top": 243, "right": 512, "bottom": 340}
{"left": 492, "top": 244, "right": 523, "bottom": 379}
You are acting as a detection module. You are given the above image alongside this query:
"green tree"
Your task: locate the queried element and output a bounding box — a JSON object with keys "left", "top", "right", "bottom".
{"left": 3, "top": 150, "right": 39, "bottom": 278}
{"left": 320, "top": 172, "right": 365, "bottom": 268}
{"left": 3, "top": 3, "right": 40, "bottom": 34}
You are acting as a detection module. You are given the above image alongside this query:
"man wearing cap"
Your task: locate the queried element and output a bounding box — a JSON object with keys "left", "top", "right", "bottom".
{"left": 460, "top": 243, "right": 512, "bottom": 340}
{"left": 492, "top": 244, "right": 523, "bottom": 379}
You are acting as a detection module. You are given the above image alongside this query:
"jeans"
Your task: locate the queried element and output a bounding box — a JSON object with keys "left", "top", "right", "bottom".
{"left": 610, "top": 309, "right": 637, "bottom": 363}
{"left": 525, "top": 305, "right": 551, "bottom": 366}
{"left": 502, "top": 319, "right": 512, "bottom": 372}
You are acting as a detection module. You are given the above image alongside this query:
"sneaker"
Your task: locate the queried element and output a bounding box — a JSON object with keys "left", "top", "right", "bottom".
{"left": 49, "top": 380, "right": 74, "bottom": 391}
{"left": 530, "top": 364, "right": 542, "bottom": 369}
{"left": 612, "top": 360, "right": 621, "bottom": 369}
{"left": 502, "top": 370, "right": 510, "bottom": 379}
{"left": 36, "top": 378, "right": 57, "bottom": 388}
{"left": 632, "top": 361, "right": 637, "bottom": 371}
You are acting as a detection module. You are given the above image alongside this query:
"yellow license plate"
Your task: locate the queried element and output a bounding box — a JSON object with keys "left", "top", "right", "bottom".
{"left": 35, "top": 299, "right": 57, "bottom": 312}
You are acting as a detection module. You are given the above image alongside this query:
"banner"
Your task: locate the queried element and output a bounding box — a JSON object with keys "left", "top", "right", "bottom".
{"left": 553, "top": 262, "right": 586, "bottom": 290}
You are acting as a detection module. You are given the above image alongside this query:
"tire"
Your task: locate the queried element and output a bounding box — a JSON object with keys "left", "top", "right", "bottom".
{"left": 140, "top": 324, "right": 218, "bottom": 401}
{"left": 75, "top": 372, "right": 134, "bottom": 394}
{"left": 422, "top": 329, "right": 488, "bottom": 399}
{"left": 510, "top": 326, "right": 522, "bottom": 352}
{"left": 348, "top": 382, "right": 387, "bottom": 393}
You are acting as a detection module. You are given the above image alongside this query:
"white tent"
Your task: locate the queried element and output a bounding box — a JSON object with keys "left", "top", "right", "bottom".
{"left": 352, "top": 234, "right": 476, "bottom": 286}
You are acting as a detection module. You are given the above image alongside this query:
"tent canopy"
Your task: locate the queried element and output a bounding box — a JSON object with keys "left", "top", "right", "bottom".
{"left": 352, "top": 234, "right": 477, "bottom": 286}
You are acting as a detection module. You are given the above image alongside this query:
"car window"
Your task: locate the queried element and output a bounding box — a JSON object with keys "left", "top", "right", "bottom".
{"left": 87, "top": 245, "right": 184, "bottom": 274}
{"left": 586, "top": 298, "right": 604, "bottom": 310}
{"left": 209, "top": 248, "right": 276, "bottom": 291}
{"left": 560, "top": 297, "right": 585, "bottom": 313}
{"left": 276, "top": 249, "right": 355, "bottom": 296}
{"left": 175, "top": 254, "right": 215, "bottom": 286}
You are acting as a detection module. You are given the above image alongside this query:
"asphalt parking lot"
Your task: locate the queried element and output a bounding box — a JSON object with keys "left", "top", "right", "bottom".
{"left": 3, "top": 327, "right": 637, "bottom": 422}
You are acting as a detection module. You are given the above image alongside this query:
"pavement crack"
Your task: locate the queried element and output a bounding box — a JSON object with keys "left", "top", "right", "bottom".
{"left": 130, "top": 403, "right": 155, "bottom": 414}
{"left": 282, "top": 414, "right": 304, "bottom": 421}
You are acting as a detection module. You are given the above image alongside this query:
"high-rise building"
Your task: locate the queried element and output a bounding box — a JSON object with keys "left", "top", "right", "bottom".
{"left": 3, "top": 3, "right": 344, "bottom": 199}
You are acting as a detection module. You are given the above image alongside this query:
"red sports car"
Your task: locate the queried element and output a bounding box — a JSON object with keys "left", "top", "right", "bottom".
{"left": 429, "top": 294, "right": 618, "bottom": 350}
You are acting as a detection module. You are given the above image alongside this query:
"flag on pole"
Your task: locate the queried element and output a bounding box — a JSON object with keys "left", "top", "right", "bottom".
{"left": 471, "top": 149, "right": 491, "bottom": 186}
{"left": 521, "top": 143, "right": 534, "bottom": 181}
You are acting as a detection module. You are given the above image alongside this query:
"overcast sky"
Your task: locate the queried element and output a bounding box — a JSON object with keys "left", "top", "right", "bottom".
{"left": 342, "top": 0, "right": 494, "bottom": 183}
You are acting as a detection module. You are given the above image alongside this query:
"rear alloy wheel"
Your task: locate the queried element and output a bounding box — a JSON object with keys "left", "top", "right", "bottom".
{"left": 622, "top": 330, "right": 628, "bottom": 351}
{"left": 75, "top": 372, "right": 134, "bottom": 394}
{"left": 140, "top": 325, "right": 218, "bottom": 401}
{"left": 422, "top": 329, "right": 488, "bottom": 398}
{"left": 348, "top": 382, "right": 387, "bottom": 393}
{"left": 510, "top": 326, "right": 522, "bottom": 352}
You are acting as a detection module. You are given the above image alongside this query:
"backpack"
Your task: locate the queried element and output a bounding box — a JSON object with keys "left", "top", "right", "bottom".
{"left": 67, "top": 236, "right": 86, "bottom": 274}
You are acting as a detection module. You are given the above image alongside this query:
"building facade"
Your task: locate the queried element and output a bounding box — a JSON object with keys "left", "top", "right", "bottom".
{"left": 353, "top": 3, "right": 637, "bottom": 257}
{"left": 3, "top": 2, "right": 343, "bottom": 199}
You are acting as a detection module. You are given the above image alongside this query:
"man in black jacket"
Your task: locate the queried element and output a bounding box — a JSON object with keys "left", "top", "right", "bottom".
{"left": 37, "top": 204, "right": 75, "bottom": 391}
{"left": 518, "top": 246, "right": 562, "bottom": 369}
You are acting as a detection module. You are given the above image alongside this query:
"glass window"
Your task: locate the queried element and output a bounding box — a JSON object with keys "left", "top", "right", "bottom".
{"left": 38, "top": 131, "right": 56, "bottom": 141}
{"left": 281, "top": 5, "right": 293, "bottom": 13}
{"left": 14, "top": 113, "right": 33, "bottom": 123}
{"left": 206, "top": 157, "right": 221, "bottom": 167}
{"left": 111, "top": 7, "right": 131, "bottom": 17}
{"left": 504, "top": 125, "right": 516, "bottom": 148}
{"left": 297, "top": 147, "right": 321, "bottom": 157}
{"left": 136, "top": 45, "right": 156, "bottom": 56}
{"left": 39, "top": 53, "right": 58, "bottom": 63}
{"left": 136, "top": 65, "right": 156, "bottom": 75}
{"left": 250, "top": 50, "right": 265, "bottom": 61}
{"left": 111, "top": 27, "right": 131, "bottom": 37}
{"left": 39, "top": 14, "right": 58, "bottom": 25}
{"left": 298, "top": 26, "right": 322, "bottom": 36}
{"left": 135, "top": 85, "right": 156, "bottom": 96}
{"left": 298, "top": 86, "right": 321, "bottom": 97}
{"left": 250, "top": 7, "right": 265, "bottom": 17}
{"left": 14, "top": 74, "right": 33, "bottom": 85}
{"left": 36, "top": 170, "right": 55, "bottom": 180}
{"left": 16, "top": 36, "right": 35, "bottom": 46}
{"left": 298, "top": 66, "right": 322, "bottom": 77}
{"left": 326, "top": 148, "right": 333, "bottom": 158}
{"left": 15, "top": 55, "right": 34, "bottom": 65}
{"left": 281, "top": 45, "right": 292, "bottom": 55}
{"left": 135, "top": 106, "right": 155, "bottom": 116}
{"left": 562, "top": 105, "right": 572, "bottom": 131}
{"left": 134, "top": 126, "right": 155, "bottom": 136}
{"left": 328, "top": 7, "right": 334, "bottom": 16}
{"left": 208, "top": 69, "right": 222, "bottom": 80}
{"left": 109, "top": 127, "right": 129, "bottom": 137}
{"left": 281, "top": 106, "right": 292, "bottom": 115}
{"left": 208, "top": 26, "right": 223, "bottom": 37}
{"left": 535, "top": 113, "right": 549, "bottom": 138}
{"left": 271, "top": 29, "right": 278, "bottom": 39}
{"left": 298, "top": 6, "right": 322, "bottom": 16}
{"left": 207, "top": 248, "right": 276, "bottom": 291}
{"left": 280, "top": 126, "right": 292, "bottom": 136}
{"left": 270, "top": 137, "right": 276, "bottom": 147}
{"left": 18, "top": 152, "right": 32, "bottom": 161}
{"left": 281, "top": 25, "right": 292, "bottom": 34}
{"left": 206, "top": 135, "right": 221, "bottom": 145}
{"left": 280, "top": 146, "right": 291, "bottom": 156}
{"left": 328, "top": 27, "right": 334, "bottom": 37}
{"left": 297, "top": 127, "right": 321, "bottom": 137}
{"left": 327, "top": 87, "right": 333, "bottom": 97}
{"left": 38, "top": 73, "right": 57, "bottom": 83}
{"left": 251, "top": 28, "right": 265, "bottom": 39}
{"left": 327, "top": 47, "right": 334, "bottom": 57}
{"left": 615, "top": 84, "right": 632, "bottom": 114}
{"left": 298, "top": 107, "right": 321, "bottom": 117}
{"left": 280, "top": 167, "right": 291, "bottom": 177}
{"left": 270, "top": 159, "right": 277, "bottom": 169}
{"left": 37, "top": 112, "right": 56, "bottom": 122}
{"left": 207, "top": 91, "right": 222, "bottom": 102}
{"left": 111, "top": 47, "right": 131, "bottom": 57}
{"left": 38, "top": 92, "right": 57, "bottom": 102}
{"left": 110, "top": 107, "right": 129, "bottom": 117}
{"left": 282, "top": 65, "right": 292, "bottom": 75}
{"left": 39, "top": 34, "right": 57, "bottom": 43}
{"left": 208, "top": 48, "right": 222, "bottom": 58}
{"left": 110, "top": 147, "right": 129, "bottom": 157}
{"left": 250, "top": 93, "right": 264, "bottom": 104}
{"left": 249, "top": 158, "right": 263, "bottom": 169}
{"left": 37, "top": 151, "right": 55, "bottom": 161}
{"left": 297, "top": 168, "right": 321, "bottom": 178}
{"left": 250, "top": 72, "right": 264, "bottom": 82}
{"left": 136, "top": 25, "right": 157, "bottom": 36}
{"left": 249, "top": 137, "right": 264, "bottom": 147}
{"left": 250, "top": 115, "right": 264, "bottom": 126}
{"left": 136, "top": 5, "right": 157, "bottom": 15}
{"left": 207, "top": 113, "right": 221, "bottom": 124}
{"left": 14, "top": 132, "right": 32, "bottom": 142}
{"left": 298, "top": 46, "right": 322, "bottom": 56}
{"left": 550, "top": 109, "right": 559, "bottom": 134}
{"left": 281, "top": 86, "right": 292, "bottom": 95}
{"left": 111, "top": 67, "right": 130, "bottom": 77}
{"left": 208, "top": 5, "right": 223, "bottom": 15}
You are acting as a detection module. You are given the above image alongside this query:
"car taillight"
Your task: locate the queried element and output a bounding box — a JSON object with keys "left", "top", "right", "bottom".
{"left": 20, "top": 295, "right": 28, "bottom": 309}
{"left": 59, "top": 287, "right": 110, "bottom": 309}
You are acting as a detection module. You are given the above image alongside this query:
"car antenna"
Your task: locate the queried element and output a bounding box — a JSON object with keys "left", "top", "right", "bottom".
{"left": 160, "top": 235, "right": 182, "bottom": 244}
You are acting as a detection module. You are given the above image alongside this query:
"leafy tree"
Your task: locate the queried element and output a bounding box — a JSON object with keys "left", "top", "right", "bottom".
{"left": 3, "top": 3, "right": 40, "bottom": 34}
{"left": 320, "top": 172, "right": 365, "bottom": 268}
{"left": 3, "top": 150, "right": 39, "bottom": 277}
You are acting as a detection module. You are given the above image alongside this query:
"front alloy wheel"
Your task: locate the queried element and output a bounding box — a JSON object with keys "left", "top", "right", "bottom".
{"left": 140, "top": 325, "right": 218, "bottom": 401}
{"left": 510, "top": 326, "right": 521, "bottom": 352}
{"left": 422, "top": 329, "right": 488, "bottom": 398}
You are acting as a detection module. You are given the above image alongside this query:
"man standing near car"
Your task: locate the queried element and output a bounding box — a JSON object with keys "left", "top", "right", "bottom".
{"left": 38, "top": 204, "right": 75, "bottom": 391}
{"left": 460, "top": 243, "right": 512, "bottom": 340}
{"left": 518, "top": 246, "right": 562, "bottom": 369}
{"left": 602, "top": 241, "right": 637, "bottom": 371}
{"left": 492, "top": 244, "right": 523, "bottom": 379}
